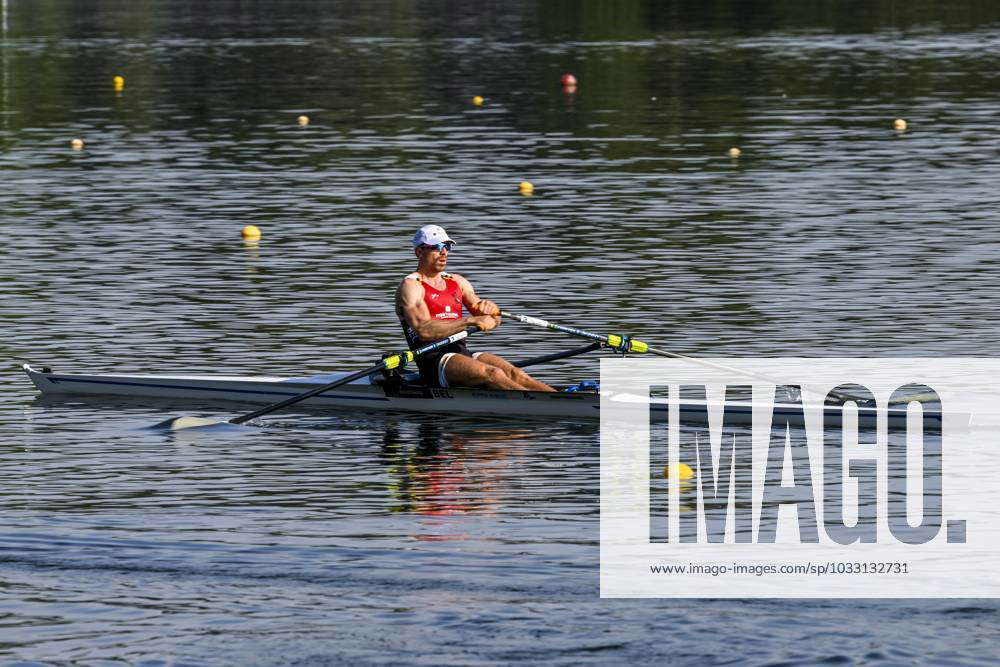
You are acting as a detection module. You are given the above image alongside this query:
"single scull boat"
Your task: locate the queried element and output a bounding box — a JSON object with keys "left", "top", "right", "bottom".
{"left": 22, "top": 364, "right": 945, "bottom": 429}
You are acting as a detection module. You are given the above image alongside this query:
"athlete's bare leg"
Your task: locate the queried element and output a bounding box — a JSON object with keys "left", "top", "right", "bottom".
{"left": 444, "top": 352, "right": 555, "bottom": 391}
{"left": 443, "top": 354, "right": 555, "bottom": 392}
{"left": 473, "top": 352, "right": 556, "bottom": 392}
{"left": 443, "top": 354, "right": 527, "bottom": 390}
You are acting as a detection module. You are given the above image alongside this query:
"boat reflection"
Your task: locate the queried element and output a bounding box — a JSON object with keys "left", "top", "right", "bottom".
{"left": 379, "top": 421, "right": 535, "bottom": 518}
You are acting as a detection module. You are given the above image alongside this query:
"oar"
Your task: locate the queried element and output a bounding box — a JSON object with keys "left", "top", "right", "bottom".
{"left": 499, "top": 311, "right": 865, "bottom": 404}
{"left": 155, "top": 327, "right": 478, "bottom": 431}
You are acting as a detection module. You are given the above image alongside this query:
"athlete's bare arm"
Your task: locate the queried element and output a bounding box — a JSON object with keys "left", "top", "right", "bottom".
{"left": 395, "top": 278, "right": 498, "bottom": 343}
{"left": 452, "top": 273, "right": 501, "bottom": 317}
{"left": 447, "top": 274, "right": 555, "bottom": 392}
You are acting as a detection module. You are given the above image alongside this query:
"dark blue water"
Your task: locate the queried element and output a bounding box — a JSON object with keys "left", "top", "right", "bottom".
{"left": 3, "top": 1, "right": 999, "bottom": 663}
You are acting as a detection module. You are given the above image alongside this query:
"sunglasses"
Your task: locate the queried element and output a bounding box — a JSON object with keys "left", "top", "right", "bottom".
{"left": 421, "top": 241, "right": 454, "bottom": 252}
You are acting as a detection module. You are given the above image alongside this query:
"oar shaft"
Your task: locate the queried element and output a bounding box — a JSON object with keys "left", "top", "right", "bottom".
{"left": 501, "top": 311, "right": 648, "bottom": 353}
{"left": 229, "top": 327, "right": 476, "bottom": 425}
{"left": 228, "top": 365, "right": 376, "bottom": 425}
{"left": 500, "top": 311, "right": 859, "bottom": 403}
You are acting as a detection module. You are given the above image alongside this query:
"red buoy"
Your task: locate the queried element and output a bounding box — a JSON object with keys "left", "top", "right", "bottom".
{"left": 561, "top": 73, "right": 577, "bottom": 86}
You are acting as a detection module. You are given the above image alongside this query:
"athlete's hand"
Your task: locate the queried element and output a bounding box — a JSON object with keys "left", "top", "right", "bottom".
{"left": 469, "top": 315, "right": 500, "bottom": 332}
{"left": 473, "top": 299, "right": 500, "bottom": 317}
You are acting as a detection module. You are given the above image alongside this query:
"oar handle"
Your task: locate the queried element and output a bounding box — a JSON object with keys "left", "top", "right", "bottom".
{"left": 228, "top": 326, "right": 477, "bottom": 425}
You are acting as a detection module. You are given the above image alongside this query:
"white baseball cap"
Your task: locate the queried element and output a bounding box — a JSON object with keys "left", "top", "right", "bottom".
{"left": 412, "top": 224, "right": 456, "bottom": 248}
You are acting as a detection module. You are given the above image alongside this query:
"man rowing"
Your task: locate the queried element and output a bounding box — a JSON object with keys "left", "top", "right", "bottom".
{"left": 395, "top": 225, "right": 556, "bottom": 392}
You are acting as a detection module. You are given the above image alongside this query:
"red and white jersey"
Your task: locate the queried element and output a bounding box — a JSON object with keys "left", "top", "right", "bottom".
{"left": 411, "top": 272, "right": 462, "bottom": 320}
{"left": 399, "top": 272, "right": 466, "bottom": 351}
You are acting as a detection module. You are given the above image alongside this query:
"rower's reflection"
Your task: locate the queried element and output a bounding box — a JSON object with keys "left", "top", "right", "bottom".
{"left": 380, "top": 421, "right": 533, "bottom": 517}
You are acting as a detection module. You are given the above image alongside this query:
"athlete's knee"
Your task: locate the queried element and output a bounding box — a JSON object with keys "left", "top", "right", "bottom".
{"left": 466, "top": 364, "right": 507, "bottom": 388}
{"left": 506, "top": 365, "right": 535, "bottom": 384}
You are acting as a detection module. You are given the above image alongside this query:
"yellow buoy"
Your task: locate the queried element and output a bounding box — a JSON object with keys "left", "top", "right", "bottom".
{"left": 297, "top": 115, "right": 310, "bottom": 126}
{"left": 519, "top": 181, "right": 534, "bottom": 195}
{"left": 241, "top": 225, "right": 262, "bottom": 240}
{"left": 664, "top": 463, "right": 694, "bottom": 481}
{"left": 472, "top": 95, "right": 484, "bottom": 106}
{"left": 113, "top": 75, "right": 124, "bottom": 91}
{"left": 893, "top": 118, "right": 907, "bottom": 131}
{"left": 728, "top": 147, "right": 741, "bottom": 158}
{"left": 70, "top": 138, "right": 85, "bottom": 150}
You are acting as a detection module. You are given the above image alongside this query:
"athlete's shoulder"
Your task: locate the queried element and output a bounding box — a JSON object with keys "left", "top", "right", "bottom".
{"left": 448, "top": 273, "right": 474, "bottom": 289}
{"left": 398, "top": 274, "right": 424, "bottom": 299}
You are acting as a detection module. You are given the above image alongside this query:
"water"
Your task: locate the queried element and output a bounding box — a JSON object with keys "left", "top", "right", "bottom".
{"left": 3, "top": 1, "right": 999, "bottom": 663}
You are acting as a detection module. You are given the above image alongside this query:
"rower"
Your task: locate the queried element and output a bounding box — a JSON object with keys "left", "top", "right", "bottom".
{"left": 395, "top": 225, "right": 555, "bottom": 392}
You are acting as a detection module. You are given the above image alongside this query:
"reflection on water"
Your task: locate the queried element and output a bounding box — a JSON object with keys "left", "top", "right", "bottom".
{"left": 3, "top": 0, "right": 1000, "bottom": 663}
{"left": 380, "top": 422, "right": 537, "bottom": 517}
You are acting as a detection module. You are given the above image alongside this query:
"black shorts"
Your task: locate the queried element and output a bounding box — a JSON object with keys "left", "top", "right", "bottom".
{"left": 415, "top": 340, "right": 483, "bottom": 388}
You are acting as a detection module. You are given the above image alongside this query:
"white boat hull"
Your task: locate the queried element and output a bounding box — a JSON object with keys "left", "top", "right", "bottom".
{"left": 24, "top": 364, "right": 604, "bottom": 419}
{"left": 22, "top": 364, "right": 947, "bottom": 429}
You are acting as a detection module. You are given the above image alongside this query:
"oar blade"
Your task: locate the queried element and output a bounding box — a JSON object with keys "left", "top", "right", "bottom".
{"left": 151, "top": 415, "right": 226, "bottom": 431}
